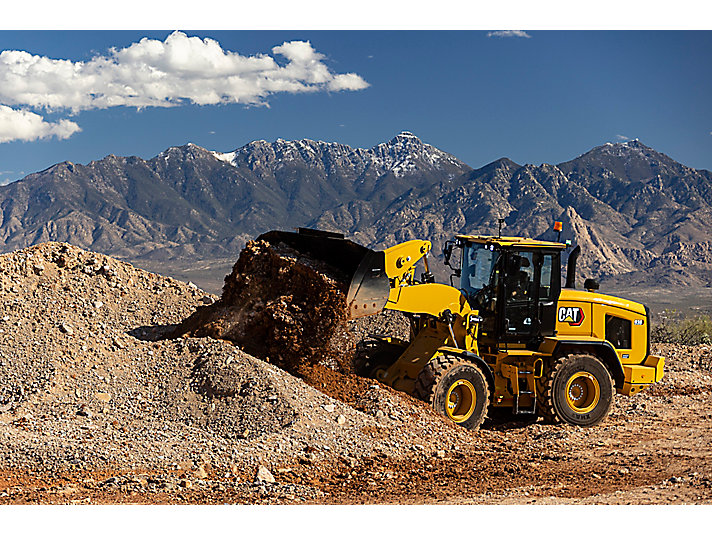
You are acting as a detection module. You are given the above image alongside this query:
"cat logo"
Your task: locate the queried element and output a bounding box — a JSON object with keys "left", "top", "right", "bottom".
{"left": 558, "top": 306, "right": 585, "bottom": 326}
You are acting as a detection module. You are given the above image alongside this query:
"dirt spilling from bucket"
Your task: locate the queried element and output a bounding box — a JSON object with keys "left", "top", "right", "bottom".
{"left": 172, "top": 239, "right": 361, "bottom": 373}
{"left": 170, "top": 238, "right": 412, "bottom": 411}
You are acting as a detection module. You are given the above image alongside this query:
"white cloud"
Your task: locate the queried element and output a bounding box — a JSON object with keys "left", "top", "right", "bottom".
{"left": 487, "top": 30, "right": 532, "bottom": 39}
{"left": 0, "top": 32, "right": 369, "bottom": 143}
{"left": 327, "top": 73, "right": 372, "bottom": 91}
{"left": 0, "top": 32, "right": 369, "bottom": 144}
{"left": 0, "top": 31, "right": 369, "bottom": 112}
{"left": 0, "top": 105, "right": 80, "bottom": 143}
{"left": 616, "top": 134, "right": 630, "bottom": 141}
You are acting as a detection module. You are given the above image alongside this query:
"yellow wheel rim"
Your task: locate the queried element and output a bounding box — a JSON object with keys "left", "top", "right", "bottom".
{"left": 565, "top": 371, "right": 600, "bottom": 413}
{"left": 446, "top": 379, "right": 476, "bottom": 423}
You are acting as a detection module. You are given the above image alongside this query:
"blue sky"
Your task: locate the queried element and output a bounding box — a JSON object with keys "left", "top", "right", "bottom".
{"left": 0, "top": 30, "right": 710, "bottom": 184}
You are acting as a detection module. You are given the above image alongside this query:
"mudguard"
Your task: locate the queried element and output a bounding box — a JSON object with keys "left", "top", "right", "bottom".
{"left": 437, "top": 347, "right": 496, "bottom": 391}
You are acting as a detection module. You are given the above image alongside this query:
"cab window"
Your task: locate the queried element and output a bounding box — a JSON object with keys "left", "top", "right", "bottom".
{"left": 504, "top": 252, "right": 534, "bottom": 303}
{"left": 461, "top": 243, "right": 498, "bottom": 298}
{"left": 605, "top": 315, "right": 631, "bottom": 349}
{"left": 540, "top": 254, "right": 553, "bottom": 300}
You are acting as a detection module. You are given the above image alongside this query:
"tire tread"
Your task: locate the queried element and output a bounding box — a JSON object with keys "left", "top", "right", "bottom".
{"left": 414, "top": 354, "right": 489, "bottom": 430}
{"left": 537, "top": 352, "right": 614, "bottom": 426}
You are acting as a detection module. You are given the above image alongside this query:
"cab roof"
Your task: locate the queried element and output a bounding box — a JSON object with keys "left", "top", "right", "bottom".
{"left": 456, "top": 235, "right": 568, "bottom": 250}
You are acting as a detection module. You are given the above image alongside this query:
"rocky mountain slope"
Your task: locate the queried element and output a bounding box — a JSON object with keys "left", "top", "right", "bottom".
{"left": 0, "top": 132, "right": 467, "bottom": 264}
{"left": 314, "top": 140, "right": 712, "bottom": 287}
{"left": 1, "top": 133, "right": 710, "bottom": 290}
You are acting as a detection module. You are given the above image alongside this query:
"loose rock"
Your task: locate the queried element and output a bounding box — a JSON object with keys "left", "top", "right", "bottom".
{"left": 255, "top": 465, "right": 275, "bottom": 484}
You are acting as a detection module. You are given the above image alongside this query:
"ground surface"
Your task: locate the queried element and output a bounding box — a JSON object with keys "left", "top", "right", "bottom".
{"left": 1, "top": 243, "right": 711, "bottom": 505}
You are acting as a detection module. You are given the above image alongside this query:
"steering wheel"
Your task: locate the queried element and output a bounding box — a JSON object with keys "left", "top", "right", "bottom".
{"left": 472, "top": 285, "right": 494, "bottom": 310}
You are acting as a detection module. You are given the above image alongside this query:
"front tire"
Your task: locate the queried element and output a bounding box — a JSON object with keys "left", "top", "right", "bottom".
{"left": 414, "top": 355, "right": 490, "bottom": 430}
{"left": 538, "top": 353, "right": 613, "bottom": 427}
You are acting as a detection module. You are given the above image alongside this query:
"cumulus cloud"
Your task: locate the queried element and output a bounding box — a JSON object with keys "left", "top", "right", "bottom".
{"left": 487, "top": 30, "right": 532, "bottom": 39}
{"left": 0, "top": 105, "right": 80, "bottom": 143}
{"left": 0, "top": 31, "right": 369, "bottom": 143}
{"left": 0, "top": 31, "right": 369, "bottom": 112}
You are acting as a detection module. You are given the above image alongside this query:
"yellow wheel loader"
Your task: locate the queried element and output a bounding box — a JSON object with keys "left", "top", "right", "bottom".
{"left": 260, "top": 226, "right": 664, "bottom": 430}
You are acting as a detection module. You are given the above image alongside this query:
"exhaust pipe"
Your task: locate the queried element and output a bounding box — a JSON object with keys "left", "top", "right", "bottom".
{"left": 565, "top": 245, "right": 580, "bottom": 289}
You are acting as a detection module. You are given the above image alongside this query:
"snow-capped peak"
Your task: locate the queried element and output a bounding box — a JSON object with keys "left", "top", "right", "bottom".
{"left": 204, "top": 132, "right": 466, "bottom": 176}
{"left": 211, "top": 150, "right": 237, "bottom": 166}
{"left": 395, "top": 131, "right": 418, "bottom": 138}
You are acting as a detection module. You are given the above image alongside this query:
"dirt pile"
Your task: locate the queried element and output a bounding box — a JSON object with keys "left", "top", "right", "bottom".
{"left": 172, "top": 239, "right": 359, "bottom": 372}
{"left": 0, "top": 243, "right": 309, "bottom": 452}
{"left": 0, "top": 242, "right": 471, "bottom": 502}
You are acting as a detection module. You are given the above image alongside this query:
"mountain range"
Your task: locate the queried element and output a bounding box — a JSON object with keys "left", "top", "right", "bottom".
{"left": 1, "top": 132, "right": 711, "bottom": 293}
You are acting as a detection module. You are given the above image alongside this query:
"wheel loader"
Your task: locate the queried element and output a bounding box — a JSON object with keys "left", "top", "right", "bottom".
{"left": 259, "top": 226, "right": 664, "bottom": 430}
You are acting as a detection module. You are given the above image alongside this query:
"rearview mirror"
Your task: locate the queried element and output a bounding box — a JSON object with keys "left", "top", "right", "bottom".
{"left": 443, "top": 241, "right": 455, "bottom": 266}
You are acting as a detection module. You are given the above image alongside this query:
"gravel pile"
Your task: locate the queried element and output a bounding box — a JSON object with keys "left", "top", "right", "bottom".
{"left": 0, "top": 242, "right": 465, "bottom": 497}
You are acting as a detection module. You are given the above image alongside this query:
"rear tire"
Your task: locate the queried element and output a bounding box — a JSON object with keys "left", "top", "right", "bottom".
{"left": 414, "top": 355, "right": 490, "bottom": 430}
{"left": 538, "top": 353, "right": 613, "bottom": 427}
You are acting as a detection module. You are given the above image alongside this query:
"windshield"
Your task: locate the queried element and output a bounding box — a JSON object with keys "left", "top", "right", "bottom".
{"left": 460, "top": 243, "right": 499, "bottom": 300}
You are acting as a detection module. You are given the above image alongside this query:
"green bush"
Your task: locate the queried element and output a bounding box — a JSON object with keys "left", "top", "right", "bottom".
{"left": 651, "top": 310, "right": 712, "bottom": 345}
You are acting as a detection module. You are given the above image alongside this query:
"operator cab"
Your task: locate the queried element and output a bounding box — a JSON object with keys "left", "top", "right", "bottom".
{"left": 448, "top": 235, "right": 565, "bottom": 347}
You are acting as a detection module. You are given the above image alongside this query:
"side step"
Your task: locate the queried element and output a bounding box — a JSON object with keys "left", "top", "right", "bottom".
{"left": 501, "top": 363, "right": 539, "bottom": 415}
{"left": 513, "top": 395, "right": 537, "bottom": 415}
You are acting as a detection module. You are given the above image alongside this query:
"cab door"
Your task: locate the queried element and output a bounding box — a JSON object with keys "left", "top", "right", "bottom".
{"left": 500, "top": 250, "right": 560, "bottom": 343}
{"left": 501, "top": 251, "right": 536, "bottom": 340}
{"left": 537, "top": 252, "right": 560, "bottom": 337}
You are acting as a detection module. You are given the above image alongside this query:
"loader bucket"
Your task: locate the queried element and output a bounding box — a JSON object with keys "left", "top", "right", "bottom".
{"left": 257, "top": 228, "right": 390, "bottom": 319}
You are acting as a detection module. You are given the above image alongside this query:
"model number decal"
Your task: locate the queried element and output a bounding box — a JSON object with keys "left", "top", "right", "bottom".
{"left": 558, "top": 306, "right": 585, "bottom": 326}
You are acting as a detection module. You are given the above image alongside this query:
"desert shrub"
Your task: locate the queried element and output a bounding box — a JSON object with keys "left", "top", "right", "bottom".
{"left": 652, "top": 309, "right": 712, "bottom": 345}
